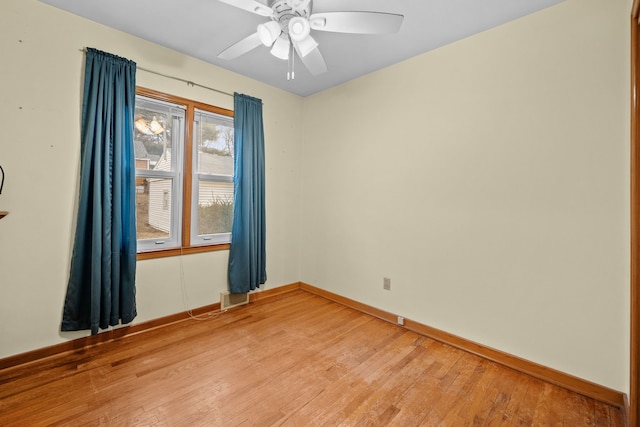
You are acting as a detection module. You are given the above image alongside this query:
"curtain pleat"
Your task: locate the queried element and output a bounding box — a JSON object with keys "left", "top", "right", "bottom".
{"left": 228, "top": 93, "right": 266, "bottom": 294}
{"left": 61, "top": 48, "right": 137, "bottom": 335}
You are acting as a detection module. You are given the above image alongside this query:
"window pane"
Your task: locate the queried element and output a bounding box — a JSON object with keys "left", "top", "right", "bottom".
{"left": 192, "top": 109, "right": 234, "bottom": 245}
{"left": 134, "top": 94, "right": 185, "bottom": 252}
{"left": 197, "top": 181, "right": 233, "bottom": 235}
{"left": 194, "top": 110, "right": 234, "bottom": 177}
{"left": 136, "top": 178, "right": 173, "bottom": 240}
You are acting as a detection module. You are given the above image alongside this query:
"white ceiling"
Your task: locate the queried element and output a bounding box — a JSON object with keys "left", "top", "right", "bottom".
{"left": 39, "top": 0, "right": 563, "bottom": 97}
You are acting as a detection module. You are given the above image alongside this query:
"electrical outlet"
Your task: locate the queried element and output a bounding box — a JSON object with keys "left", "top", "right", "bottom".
{"left": 383, "top": 277, "right": 391, "bottom": 290}
{"left": 397, "top": 316, "right": 404, "bottom": 326}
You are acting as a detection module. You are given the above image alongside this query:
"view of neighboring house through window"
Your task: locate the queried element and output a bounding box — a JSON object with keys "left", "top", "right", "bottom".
{"left": 191, "top": 109, "right": 234, "bottom": 245}
{"left": 134, "top": 89, "right": 234, "bottom": 256}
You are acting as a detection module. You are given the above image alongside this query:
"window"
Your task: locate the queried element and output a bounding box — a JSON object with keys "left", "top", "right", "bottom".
{"left": 191, "top": 109, "right": 235, "bottom": 245}
{"left": 134, "top": 88, "right": 234, "bottom": 258}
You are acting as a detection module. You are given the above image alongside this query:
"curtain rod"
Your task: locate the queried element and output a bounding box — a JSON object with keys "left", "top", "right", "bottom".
{"left": 137, "top": 66, "right": 234, "bottom": 98}
{"left": 79, "top": 48, "right": 234, "bottom": 98}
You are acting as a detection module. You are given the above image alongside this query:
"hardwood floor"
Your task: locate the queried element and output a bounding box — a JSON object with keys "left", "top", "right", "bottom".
{"left": 0, "top": 289, "right": 624, "bottom": 426}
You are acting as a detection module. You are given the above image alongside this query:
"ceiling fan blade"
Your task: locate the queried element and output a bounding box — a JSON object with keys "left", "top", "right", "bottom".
{"left": 217, "top": 0, "right": 273, "bottom": 17}
{"left": 299, "top": 46, "right": 327, "bottom": 76}
{"left": 292, "top": 34, "right": 318, "bottom": 58}
{"left": 309, "top": 11, "right": 404, "bottom": 34}
{"left": 218, "top": 32, "right": 263, "bottom": 60}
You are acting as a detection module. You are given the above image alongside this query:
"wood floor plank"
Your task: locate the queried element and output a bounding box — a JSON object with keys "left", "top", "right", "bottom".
{"left": 0, "top": 290, "right": 624, "bottom": 426}
{"left": 481, "top": 366, "right": 525, "bottom": 426}
{"left": 292, "top": 330, "right": 418, "bottom": 425}
{"left": 609, "top": 405, "right": 626, "bottom": 427}
{"left": 531, "top": 382, "right": 568, "bottom": 425}
{"left": 595, "top": 400, "right": 613, "bottom": 426}
{"left": 328, "top": 339, "right": 433, "bottom": 425}
{"left": 458, "top": 361, "right": 509, "bottom": 426}
{"left": 492, "top": 373, "right": 537, "bottom": 426}
{"left": 352, "top": 341, "right": 435, "bottom": 425}
{"left": 419, "top": 352, "right": 487, "bottom": 425}
{"left": 561, "top": 389, "right": 596, "bottom": 426}
{"left": 383, "top": 342, "right": 468, "bottom": 425}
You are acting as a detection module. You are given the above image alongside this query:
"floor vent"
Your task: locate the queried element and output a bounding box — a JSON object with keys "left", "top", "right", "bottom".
{"left": 220, "top": 291, "right": 249, "bottom": 310}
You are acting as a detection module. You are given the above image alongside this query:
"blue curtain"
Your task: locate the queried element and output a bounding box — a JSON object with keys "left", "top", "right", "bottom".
{"left": 228, "top": 93, "right": 266, "bottom": 293}
{"left": 61, "top": 48, "right": 137, "bottom": 335}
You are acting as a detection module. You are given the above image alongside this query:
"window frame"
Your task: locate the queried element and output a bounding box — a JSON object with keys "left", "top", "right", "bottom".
{"left": 135, "top": 87, "right": 234, "bottom": 260}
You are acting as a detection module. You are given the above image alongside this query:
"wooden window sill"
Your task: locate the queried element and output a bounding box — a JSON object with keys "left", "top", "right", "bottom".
{"left": 137, "top": 243, "right": 230, "bottom": 260}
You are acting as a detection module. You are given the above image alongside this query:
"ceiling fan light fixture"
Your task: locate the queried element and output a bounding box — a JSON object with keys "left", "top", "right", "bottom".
{"left": 257, "top": 21, "right": 282, "bottom": 46}
{"left": 270, "top": 35, "right": 290, "bottom": 60}
{"left": 288, "top": 16, "right": 310, "bottom": 42}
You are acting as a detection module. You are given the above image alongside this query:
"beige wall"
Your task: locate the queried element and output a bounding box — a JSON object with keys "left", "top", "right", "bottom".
{"left": 0, "top": 0, "right": 303, "bottom": 355}
{"left": 0, "top": 0, "right": 631, "bottom": 397}
{"left": 300, "top": 0, "right": 630, "bottom": 393}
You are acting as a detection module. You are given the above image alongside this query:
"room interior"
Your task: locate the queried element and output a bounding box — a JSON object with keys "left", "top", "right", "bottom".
{"left": 0, "top": 0, "right": 633, "bottom": 422}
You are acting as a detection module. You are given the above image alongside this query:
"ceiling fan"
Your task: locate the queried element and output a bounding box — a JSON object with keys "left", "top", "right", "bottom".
{"left": 217, "top": 0, "right": 404, "bottom": 79}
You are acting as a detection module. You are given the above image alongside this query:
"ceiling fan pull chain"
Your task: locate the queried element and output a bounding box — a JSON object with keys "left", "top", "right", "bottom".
{"left": 287, "top": 41, "right": 290, "bottom": 80}
{"left": 291, "top": 43, "right": 295, "bottom": 80}
{"left": 287, "top": 40, "right": 295, "bottom": 80}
